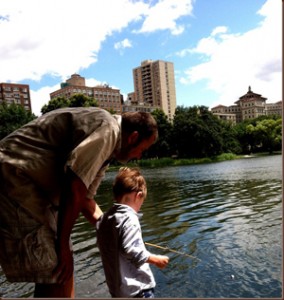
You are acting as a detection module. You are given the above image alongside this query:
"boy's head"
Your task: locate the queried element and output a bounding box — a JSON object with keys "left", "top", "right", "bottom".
{"left": 113, "top": 167, "right": 147, "bottom": 205}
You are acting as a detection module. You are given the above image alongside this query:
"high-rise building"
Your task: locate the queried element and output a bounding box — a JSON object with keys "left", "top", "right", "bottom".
{"left": 50, "top": 74, "right": 123, "bottom": 114}
{"left": 131, "top": 60, "right": 176, "bottom": 121}
{"left": 0, "top": 83, "right": 32, "bottom": 111}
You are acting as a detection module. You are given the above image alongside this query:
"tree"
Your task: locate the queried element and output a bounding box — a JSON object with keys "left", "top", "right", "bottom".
{"left": 0, "top": 102, "right": 36, "bottom": 139}
{"left": 41, "top": 94, "right": 98, "bottom": 114}
{"left": 68, "top": 94, "right": 98, "bottom": 108}
{"left": 220, "top": 121, "right": 242, "bottom": 154}
{"left": 246, "top": 118, "right": 282, "bottom": 153}
{"left": 234, "top": 120, "right": 255, "bottom": 154}
{"left": 145, "top": 109, "right": 173, "bottom": 158}
{"left": 172, "top": 106, "right": 229, "bottom": 158}
{"left": 41, "top": 96, "right": 69, "bottom": 114}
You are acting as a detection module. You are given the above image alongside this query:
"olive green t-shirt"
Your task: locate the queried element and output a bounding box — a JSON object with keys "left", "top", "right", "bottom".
{"left": 0, "top": 107, "right": 121, "bottom": 203}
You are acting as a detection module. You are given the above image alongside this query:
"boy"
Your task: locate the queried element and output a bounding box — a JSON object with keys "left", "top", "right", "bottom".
{"left": 96, "top": 167, "right": 169, "bottom": 298}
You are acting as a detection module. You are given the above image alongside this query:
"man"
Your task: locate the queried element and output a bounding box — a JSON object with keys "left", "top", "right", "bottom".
{"left": 0, "top": 107, "right": 158, "bottom": 298}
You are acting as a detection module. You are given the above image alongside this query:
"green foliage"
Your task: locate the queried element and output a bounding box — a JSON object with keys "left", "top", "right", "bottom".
{"left": 144, "top": 109, "right": 174, "bottom": 158}
{"left": 246, "top": 118, "right": 282, "bottom": 153}
{"left": 0, "top": 102, "right": 36, "bottom": 139}
{"left": 213, "top": 152, "right": 238, "bottom": 161}
{"left": 41, "top": 96, "right": 68, "bottom": 114}
{"left": 147, "top": 106, "right": 281, "bottom": 159}
{"left": 41, "top": 93, "right": 98, "bottom": 114}
{"left": 111, "top": 153, "right": 240, "bottom": 170}
{"left": 172, "top": 105, "right": 229, "bottom": 158}
{"left": 68, "top": 94, "right": 98, "bottom": 108}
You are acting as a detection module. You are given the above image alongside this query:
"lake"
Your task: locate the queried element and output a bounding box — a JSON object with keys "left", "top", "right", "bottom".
{"left": 0, "top": 154, "right": 282, "bottom": 298}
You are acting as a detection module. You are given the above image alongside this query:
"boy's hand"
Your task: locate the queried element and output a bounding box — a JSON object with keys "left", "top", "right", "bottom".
{"left": 147, "top": 254, "right": 169, "bottom": 269}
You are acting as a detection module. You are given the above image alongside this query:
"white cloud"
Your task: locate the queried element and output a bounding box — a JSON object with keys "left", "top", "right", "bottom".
{"left": 179, "top": 0, "right": 281, "bottom": 107}
{"left": 114, "top": 38, "right": 133, "bottom": 54}
{"left": 85, "top": 78, "right": 105, "bottom": 87}
{"left": 0, "top": 0, "right": 192, "bottom": 84}
{"left": 0, "top": 0, "right": 149, "bottom": 83}
{"left": 30, "top": 85, "right": 59, "bottom": 116}
{"left": 135, "top": 0, "right": 194, "bottom": 35}
{"left": 211, "top": 26, "right": 228, "bottom": 36}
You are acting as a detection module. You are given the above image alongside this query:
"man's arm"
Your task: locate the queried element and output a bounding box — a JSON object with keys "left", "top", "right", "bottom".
{"left": 81, "top": 197, "right": 103, "bottom": 225}
{"left": 53, "top": 170, "right": 92, "bottom": 283}
{"left": 54, "top": 169, "right": 104, "bottom": 283}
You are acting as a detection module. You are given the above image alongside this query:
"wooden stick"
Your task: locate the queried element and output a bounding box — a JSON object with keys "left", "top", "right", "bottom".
{"left": 145, "top": 242, "right": 201, "bottom": 261}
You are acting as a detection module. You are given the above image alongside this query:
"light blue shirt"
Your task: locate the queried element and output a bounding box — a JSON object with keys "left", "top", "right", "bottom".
{"left": 96, "top": 203, "right": 156, "bottom": 297}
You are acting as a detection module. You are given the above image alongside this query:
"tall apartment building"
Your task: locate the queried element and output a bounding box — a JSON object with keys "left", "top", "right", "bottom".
{"left": 131, "top": 60, "right": 177, "bottom": 121}
{"left": 0, "top": 83, "right": 32, "bottom": 111}
{"left": 211, "top": 86, "right": 282, "bottom": 124}
{"left": 50, "top": 74, "right": 123, "bottom": 114}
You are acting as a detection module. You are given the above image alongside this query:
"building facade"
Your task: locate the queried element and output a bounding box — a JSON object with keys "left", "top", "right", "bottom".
{"left": 211, "top": 87, "right": 282, "bottom": 123}
{"left": 50, "top": 74, "right": 123, "bottom": 114}
{"left": 131, "top": 60, "right": 176, "bottom": 121}
{"left": 93, "top": 85, "right": 123, "bottom": 113}
{"left": 123, "top": 99, "right": 159, "bottom": 114}
{"left": 265, "top": 101, "right": 282, "bottom": 117}
{"left": 0, "top": 83, "right": 32, "bottom": 111}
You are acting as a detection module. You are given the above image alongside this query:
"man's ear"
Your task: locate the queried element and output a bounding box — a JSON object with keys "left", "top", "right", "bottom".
{"left": 128, "top": 131, "right": 139, "bottom": 145}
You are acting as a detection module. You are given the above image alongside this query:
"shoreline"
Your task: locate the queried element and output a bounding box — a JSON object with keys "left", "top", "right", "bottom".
{"left": 109, "top": 152, "right": 282, "bottom": 171}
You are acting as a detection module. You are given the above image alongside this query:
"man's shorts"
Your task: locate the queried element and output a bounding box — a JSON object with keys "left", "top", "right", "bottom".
{"left": 0, "top": 163, "right": 59, "bottom": 283}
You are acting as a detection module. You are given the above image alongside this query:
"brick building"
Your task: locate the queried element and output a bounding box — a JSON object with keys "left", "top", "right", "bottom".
{"left": 0, "top": 83, "right": 32, "bottom": 111}
{"left": 50, "top": 74, "right": 123, "bottom": 114}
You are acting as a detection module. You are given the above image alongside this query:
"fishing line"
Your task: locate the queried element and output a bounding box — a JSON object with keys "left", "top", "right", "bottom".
{"left": 145, "top": 242, "right": 201, "bottom": 261}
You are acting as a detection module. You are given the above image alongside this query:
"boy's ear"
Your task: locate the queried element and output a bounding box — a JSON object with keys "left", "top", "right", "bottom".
{"left": 136, "top": 191, "right": 143, "bottom": 200}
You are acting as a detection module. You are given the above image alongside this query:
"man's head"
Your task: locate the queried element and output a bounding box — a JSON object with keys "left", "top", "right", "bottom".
{"left": 113, "top": 167, "right": 147, "bottom": 211}
{"left": 115, "top": 112, "right": 158, "bottom": 163}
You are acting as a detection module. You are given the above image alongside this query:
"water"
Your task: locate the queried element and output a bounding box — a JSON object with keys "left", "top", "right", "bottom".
{"left": 0, "top": 155, "right": 282, "bottom": 298}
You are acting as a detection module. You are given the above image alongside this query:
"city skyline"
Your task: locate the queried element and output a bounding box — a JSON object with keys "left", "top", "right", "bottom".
{"left": 0, "top": 0, "right": 281, "bottom": 116}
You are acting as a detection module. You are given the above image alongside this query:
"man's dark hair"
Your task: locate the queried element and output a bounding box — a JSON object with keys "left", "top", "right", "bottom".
{"left": 121, "top": 111, "right": 158, "bottom": 144}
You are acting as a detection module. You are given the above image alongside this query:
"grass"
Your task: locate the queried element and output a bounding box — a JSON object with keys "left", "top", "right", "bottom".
{"left": 108, "top": 151, "right": 282, "bottom": 171}
{"left": 108, "top": 153, "right": 243, "bottom": 171}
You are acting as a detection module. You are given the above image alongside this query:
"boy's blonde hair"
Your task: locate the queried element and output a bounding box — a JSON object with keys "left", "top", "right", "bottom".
{"left": 113, "top": 167, "right": 147, "bottom": 201}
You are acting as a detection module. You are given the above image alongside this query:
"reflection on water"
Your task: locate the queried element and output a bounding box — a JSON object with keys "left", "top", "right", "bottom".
{"left": 0, "top": 155, "right": 282, "bottom": 298}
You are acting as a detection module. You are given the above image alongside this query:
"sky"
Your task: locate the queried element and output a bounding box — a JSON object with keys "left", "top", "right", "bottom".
{"left": 0, "top": 0, "right": 282, "bottom": 116}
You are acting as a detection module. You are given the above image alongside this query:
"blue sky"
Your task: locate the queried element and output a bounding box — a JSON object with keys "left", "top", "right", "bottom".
{"left": 0, "top": 0, "right": 281, "bottom": 116}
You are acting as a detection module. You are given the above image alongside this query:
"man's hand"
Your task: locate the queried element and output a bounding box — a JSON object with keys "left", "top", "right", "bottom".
{"left": 81, "top": 198, "right": 103, "bottom": 225}
{"left": 52, "top": 244, "right": 74, "bottom": 284}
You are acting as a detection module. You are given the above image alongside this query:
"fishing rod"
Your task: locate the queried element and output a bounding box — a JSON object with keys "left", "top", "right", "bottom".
{"left": 145, "top": 242, "right": 201, "bottom": 261}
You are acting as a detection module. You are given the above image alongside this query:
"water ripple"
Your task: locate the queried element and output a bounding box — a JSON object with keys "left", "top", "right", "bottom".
{"left": 0, "top": 155, "right": 282, "bottom": 298}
